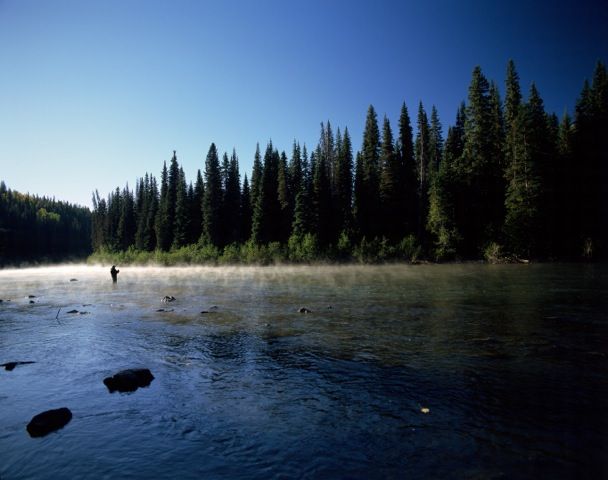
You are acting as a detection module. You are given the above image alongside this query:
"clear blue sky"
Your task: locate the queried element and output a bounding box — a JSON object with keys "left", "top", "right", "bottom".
{"left": 0, "top": 0, "right": 606, "bottom": 208}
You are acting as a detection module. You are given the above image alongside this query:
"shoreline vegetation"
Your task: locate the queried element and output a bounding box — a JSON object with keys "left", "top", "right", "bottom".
{"left": 1, "top": 61, "right": 606, "bottom": 267}
{"left": 85, "top": 239, "right": 537, "bottom": 267}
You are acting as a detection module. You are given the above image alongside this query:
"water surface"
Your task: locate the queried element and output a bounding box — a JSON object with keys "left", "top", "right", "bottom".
{"left": 0, "top": 264, "right": 606, "bottom": 479}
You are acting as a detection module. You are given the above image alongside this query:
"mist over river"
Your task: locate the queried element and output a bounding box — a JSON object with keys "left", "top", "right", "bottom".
{"left": 0, "top": 264, "right": 606, "bottom": 479}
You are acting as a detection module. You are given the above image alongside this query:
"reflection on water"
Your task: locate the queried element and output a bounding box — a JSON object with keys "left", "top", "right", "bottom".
{"left": 0, "top": 264, "right": 607, "bottom": 479}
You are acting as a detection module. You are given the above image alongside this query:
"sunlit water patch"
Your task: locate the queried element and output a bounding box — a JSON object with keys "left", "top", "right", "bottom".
{"left": 0, "top": 264, "right": 607, "bottom": 478}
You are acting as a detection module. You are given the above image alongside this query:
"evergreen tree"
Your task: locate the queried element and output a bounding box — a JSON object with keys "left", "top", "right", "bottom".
{"left": 379, "top": 116, "right": 400, "bottom": 240}
{"left": 504, "top": 83, "right": 548, "bottom": 258}
{"left": 277, "top": 150, "right": 292, "bottom": 243}
{"left": 240, "top": 174, "right": 252, "bottom": 242}
{"left": 312, "top": 145, "right": 332, "bottom": 246}
{"left": 427, "top": 105, "right": 466, "bottom": 259}
{"left": 172, "top": 167, "right": 189, "bottom": 249}
{"left": 335, "top": 127, "right": 354, "bottom": 235}
{"left": 398, "top": 102, "right": 418, "bottom": 237}
{"left": 459, "top": 66, "right": 504, "bottom": 255}
{"left": 354, "top": 105, "right": 381, "bottom": 239}
{"left": 250, "top": 143, "right": 263, "bottom": 224}
{"left": 223, "top": 149, "right": 242, "bottom": 245}
{"left": 190, "top": 170, "right": 204, "bottom": 244}
{"left": 155, "top": 161, "right": 171, "bottom": 251}
{"left": 415, "top": 102, "right": 431, "bottom": 244}
{"left": 252, "top": 142, "right": 281, "bottom": 244}
{"left": 201, "top": 143, "right": 223, "bottom": 246}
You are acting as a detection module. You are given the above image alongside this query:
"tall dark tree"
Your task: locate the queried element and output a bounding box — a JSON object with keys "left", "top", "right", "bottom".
{"left": 354, "top": 105, "right": 381, "bottom": 239}
{"left": 252, "top": 142, "right": 281, "bottom": 244}
{"left": 379, "top": 116, "right": 400, "bottom": 240}
{"left": 427, "top": 104, "right": 466, "bottom": 259}
{"left": 172, "top": 167, "right": 189, "bottom": 249}
{"left": 504, "top": 84, "right": 548, "bottom": 258}
{"left": 240, "top": 174, "right": 252, "bottom": 241}
{"left": 459, "top": 66, "right": 504, "bottom": 255}
{"left": 201, "top": 143, "right": 223, "bottom": 246}
{"left": 155, "top": 161, "right": 171, "bottom": 251}
{"left": 415, "top": 102, "right": 431, "bottom": 244}
{"left": 223, "top": 150, "right": 242, "bottom": 245}
{"left": 189, "top": 169, "right": 204, "bottom": 244}
{"left": 398, "top": 102, "right": 418, "bottom": 237}
{"left": 335, "top": 127, "right": 353, "bottom": 235}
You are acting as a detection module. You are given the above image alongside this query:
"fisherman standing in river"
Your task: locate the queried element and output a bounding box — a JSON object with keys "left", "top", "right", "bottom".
{"left": 110, "top": 265, "right": 119, "bottom": 283}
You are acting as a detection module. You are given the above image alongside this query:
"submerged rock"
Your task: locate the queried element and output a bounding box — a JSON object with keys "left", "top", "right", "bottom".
{"left": 298, "top": 307, "right": 312, "bottom": 314}
{"left": 103, "top": 368, "right": 155, "bottom": 393}
{"left": 66, "top": 309, "right": 79, "bottom": 314}
{"left": 1, "top": 361, "right": 36, "bottom": 371}
{"left": 161, "top": 296, "right": 176, "bottom": 303}
{"left": 69, "top": 278, "right": 78, "bottom": 282}
{"left": 29, "top": 300, "right": 35, "bottom": 304}
{"left": 27, "top": 295, "right": 36, "bottom": 299}
{"left": 26, "top": 407, "right": 72, "bottom": 437}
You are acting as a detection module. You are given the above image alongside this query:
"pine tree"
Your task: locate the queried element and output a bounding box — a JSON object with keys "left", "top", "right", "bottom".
{"left": 398, "top": 102, "right": 417, "bottom": 237}
{"left": 250, "top": 143, "right": 263, "bottom": 222}
{"left": 354, "top": 105, "right": 381, "bottom": 239}
{"left": 459, "top": 66, "right": 503, "bottom": 255}
{"left": 155, "top": 161, "right": 171, "bottom": 251}
{"left": 277, "top": 151, "right": 292, "bottom": 243}
{"left": 172, "top": 167, "right": 189, "bottom": 249}
{"left": 312, "top": 145, "right": 332, "bottom": 246}
{"left": 415, "top": 102, "right": 431, "bottom": 244}
{"left": 251, "top": 142, "right": 281, "bottom": 244}
{"left": 240, "top": 174, "right": 252, "bottom": 242}
{"left": 201, "top": 143, "right": 223, "bottom": 246}
{"left": 335, "top": 127, "right": 353, "bottom": 235}
{"left": 504, "top": 83, "right": 548, "bottom": 258}
{"left": 379, "top": 116, "right": 400, "bottom": 240}
{"left": 190, "top": 170, "right": 204, "bottom": 244}
{"left": 223, "top": 149, "right": 241, "bottom": 245}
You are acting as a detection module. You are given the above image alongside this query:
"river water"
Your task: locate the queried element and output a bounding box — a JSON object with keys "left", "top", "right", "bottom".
{"left": 0, "top": 264, "right": 606, "bottom": 479}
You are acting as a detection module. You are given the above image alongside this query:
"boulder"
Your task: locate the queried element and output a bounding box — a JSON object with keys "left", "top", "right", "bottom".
{"left": 26, "top": 407, "right": 72, "bottom": 437}
{"left": 66, "top": 309, "right": 79, "bottom": 314}
{"left": 298, "top": 307, "right": 312, "bottom": 314}
{"left": 69, "top": 278, "right": 78, "bottom": 282}
{"left": 161, "top": 296, "right": 176, "bottom": 303}
{"left": 103, "top": 368, "right": 155, "bottom": 393}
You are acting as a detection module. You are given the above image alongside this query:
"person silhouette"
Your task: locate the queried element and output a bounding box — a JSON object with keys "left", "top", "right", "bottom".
{"left": 110, "top": 265, "right": 119, "bottom": 283}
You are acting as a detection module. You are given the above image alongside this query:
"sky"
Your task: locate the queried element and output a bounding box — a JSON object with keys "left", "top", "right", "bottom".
{"left": 0, "top": 0, "right": 606, "bottom": 208}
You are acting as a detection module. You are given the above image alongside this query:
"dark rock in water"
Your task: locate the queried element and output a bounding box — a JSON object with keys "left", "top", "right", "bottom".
{"left": 210, "top": 305, "right": 218, "bottom": 310}
{"left": 161, "top": 295, "right": 176, "bottom": 303}
{"left": 200, "top": 310, "right": 209, "bottom": 314}
{"left": 298, "top": 307, "right": 311, "bottom": 314}
{"left": 2, "top": 361, "right": 36, "bottom": 371}
{"left": 0, "top": 299, "right": 3, "bottom": 303}
{"left": 66, "top": 309, "right": 79, "bottom": 314}
{"left": 157, "top": 308, "right": 174, "bottom": 312}
{"left": 29, "top": 300, "right": 35, "bottom": 304}
{"left": 26, "top": 407, "right": 72, "bottom": 437}
{"left": 28, "top": 295, "right": 36, "bottom": 299}
{"left": 69, "top": 278, "right": 78, "bottom": 282}
{"left": 103, "top": 368, "right": 155, "bottom": 393}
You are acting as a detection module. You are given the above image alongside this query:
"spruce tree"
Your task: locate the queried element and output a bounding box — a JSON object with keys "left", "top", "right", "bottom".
{"left": 335, "top": 127, "right": 353, "bottom": 235}
{"left": 398, "top": 102, "right": 417, "bottom": 237}
{"left": 155, "top": 161, "right": 171, "bottom": 251}
{"left": 172, "top": 167, "right": 189, "bottom": 249}
{"left": 354, "top": 105, "right": 381, "bottom": 239}
{"left": 415, "top": 102, "right": 431, "bottom": 244}
{"left": 251, "top": 142, "right": 281, "bottom": 244}
{"left": 379, "top": 116, "right": 400, "bottom": 240}
{"left": 201, "top": 143, "right": 223, "bottom": 246}
{"left": 240, "top": 174, "right": 252, "bottom": 242}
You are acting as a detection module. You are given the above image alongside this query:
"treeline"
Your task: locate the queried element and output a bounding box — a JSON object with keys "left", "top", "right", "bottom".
{"left": 0, "top": 181, "right": 92, "bottom": 265}
{"left": 91, "top": 61, "right": 607, "bottom": 263}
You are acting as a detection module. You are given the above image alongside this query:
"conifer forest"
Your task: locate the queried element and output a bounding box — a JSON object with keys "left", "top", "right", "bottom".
{"left": 2, "top": 61, "right": 607, "bottom": 264}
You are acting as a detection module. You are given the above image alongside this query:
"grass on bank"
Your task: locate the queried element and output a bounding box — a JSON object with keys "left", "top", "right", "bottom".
{"left": 87, "top": 234, "right": 423, "bottom": 266}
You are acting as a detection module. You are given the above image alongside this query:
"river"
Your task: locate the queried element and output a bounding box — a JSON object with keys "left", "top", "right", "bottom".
{"left": 0, "top": 264, "right": 606, "bottom": 479}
